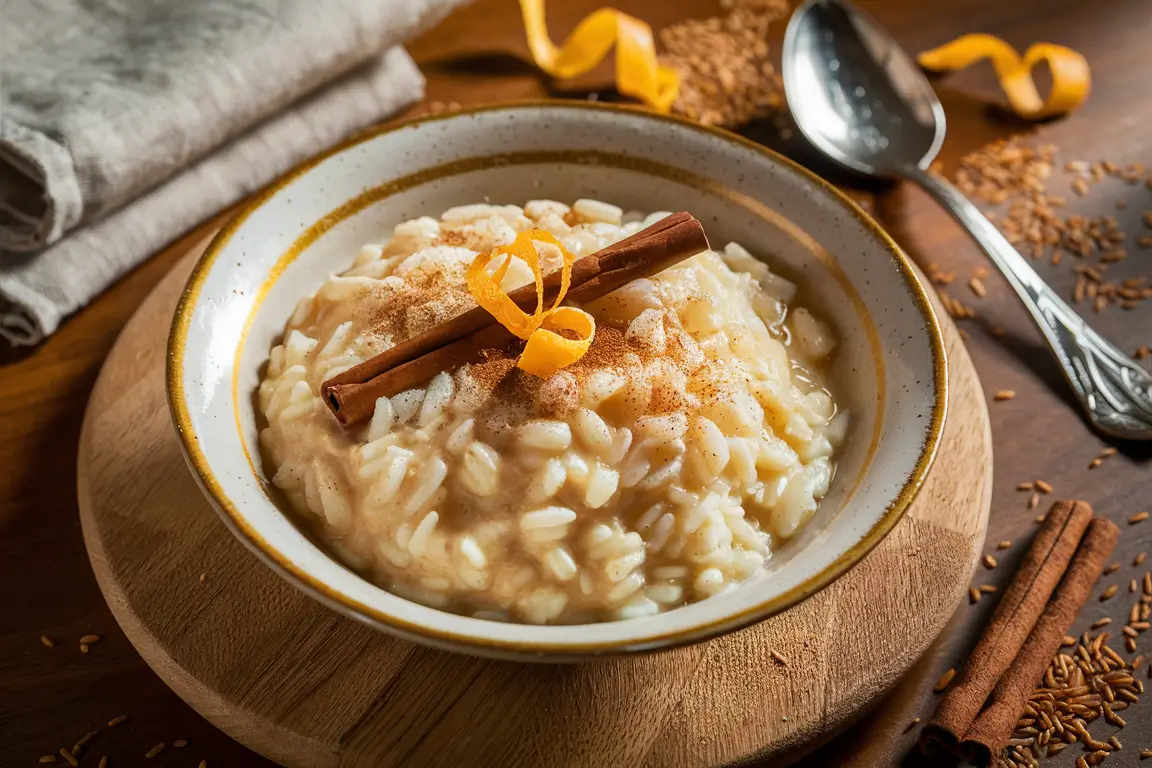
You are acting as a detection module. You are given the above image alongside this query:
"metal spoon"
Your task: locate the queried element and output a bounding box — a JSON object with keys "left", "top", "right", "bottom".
{"left": 781, "top": 0, "right": 1152, "bottom": 440}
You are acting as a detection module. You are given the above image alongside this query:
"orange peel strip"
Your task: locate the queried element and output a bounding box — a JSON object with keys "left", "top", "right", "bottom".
{"left": 519, "top": 307, "right": 596, "bottom": 379}
{"left": 467, "top": 229, "right": 595, "bottom": 378}
{"left": 918, "top": 34, "right": 1090, "bottom": 120}
{"left": 518, "top": 0, "right": 679, "bottom": 112}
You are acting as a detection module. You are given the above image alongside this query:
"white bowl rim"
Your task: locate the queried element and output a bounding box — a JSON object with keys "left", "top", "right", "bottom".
{"left": 166, "top": 100, "right": 948, "bottom": 657}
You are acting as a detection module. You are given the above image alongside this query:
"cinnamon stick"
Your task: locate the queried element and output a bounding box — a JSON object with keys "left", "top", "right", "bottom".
{"left": 960, "top": 516, "right": 1119, "bottom": 766}
{"left": 921, "top": 500, "right": 1093, "bottom": 755}
{"left": 322, "top": 212, "right": 709, "bottom": 427}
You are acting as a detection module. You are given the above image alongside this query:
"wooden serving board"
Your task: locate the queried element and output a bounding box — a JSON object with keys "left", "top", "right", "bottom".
{"left": 77, "top": 233, "right": 992, "bottom": 768}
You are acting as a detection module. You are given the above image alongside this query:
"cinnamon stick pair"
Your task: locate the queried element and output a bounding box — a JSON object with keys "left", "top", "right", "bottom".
{"left": 322, "top": 212, "right": 709, "bottom": 428}
{"left": 920, "top": 501, "right": 1119, "bottom": 765}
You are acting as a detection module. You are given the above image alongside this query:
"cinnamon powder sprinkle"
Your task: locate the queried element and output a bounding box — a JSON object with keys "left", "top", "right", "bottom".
{"left": 934, "top": 668, "right": 956, "bottom": 693}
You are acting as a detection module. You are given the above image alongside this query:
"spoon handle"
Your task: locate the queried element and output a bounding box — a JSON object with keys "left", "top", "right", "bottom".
{"left": 902, "top": 164, "right": 1152, "bottom": 440}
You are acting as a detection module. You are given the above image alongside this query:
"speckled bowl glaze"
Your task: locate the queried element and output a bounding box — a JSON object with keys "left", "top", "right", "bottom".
{"left": 168, "top": 101, "right": 947, "bottom": 661}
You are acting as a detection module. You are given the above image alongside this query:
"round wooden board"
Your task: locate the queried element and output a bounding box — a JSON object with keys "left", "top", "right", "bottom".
{"left": 78, "top": 232, "right": 992, "bottom": 768}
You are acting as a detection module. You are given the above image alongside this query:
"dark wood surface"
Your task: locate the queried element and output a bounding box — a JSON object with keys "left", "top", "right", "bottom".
{"left": 2, "top": 0, "right": 1149, "bottom": 766}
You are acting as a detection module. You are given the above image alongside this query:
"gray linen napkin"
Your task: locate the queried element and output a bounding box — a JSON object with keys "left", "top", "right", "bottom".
{"left": 0, "top": 0, "right": 465, "bottom": 346}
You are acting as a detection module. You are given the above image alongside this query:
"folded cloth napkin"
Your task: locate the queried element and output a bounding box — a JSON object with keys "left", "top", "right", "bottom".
{"left": 0, "top": 0, "right": 466, "bottom": 346}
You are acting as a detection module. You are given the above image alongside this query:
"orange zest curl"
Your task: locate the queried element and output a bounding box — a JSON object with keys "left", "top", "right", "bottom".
{"left": 466, "top": 229, "right": 596, "bottom": 378}
{"left": 518, "top": 0, "right": 679, "bottom": 112}
{"left": 918, "top": 34, "right": 1090, "bottom": 120}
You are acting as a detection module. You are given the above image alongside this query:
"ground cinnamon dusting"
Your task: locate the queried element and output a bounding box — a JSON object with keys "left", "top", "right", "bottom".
{"left": 361, "top": 267, "right": 470, "bottom": 349}
{"left": 566, "top": 323, "right": 635, "bottom": 375}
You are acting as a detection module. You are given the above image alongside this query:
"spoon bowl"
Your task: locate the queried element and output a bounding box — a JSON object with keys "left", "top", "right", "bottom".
{"left": 783, "top": 0, "right": 944, "bottom": 176}
{"left": 783, "top": 0, "right": 1152, "bottom": 440}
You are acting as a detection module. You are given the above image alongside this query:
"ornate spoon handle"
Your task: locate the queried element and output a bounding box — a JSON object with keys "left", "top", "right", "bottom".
{"left": 904, "top": 165, "right": 1152, "bottom": 440}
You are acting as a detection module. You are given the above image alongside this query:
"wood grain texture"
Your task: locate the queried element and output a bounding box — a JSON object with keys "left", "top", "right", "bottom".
{"left": 4, "top": 0, "right": 1152, "bottom": 766}
{"left": 75, "top": 236, "right": 989, "bottom": 768}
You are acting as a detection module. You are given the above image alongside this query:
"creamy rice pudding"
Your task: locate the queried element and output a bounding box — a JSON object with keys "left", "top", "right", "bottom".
{"left": 258, "top": 200, "right": 846, "bottom": 624}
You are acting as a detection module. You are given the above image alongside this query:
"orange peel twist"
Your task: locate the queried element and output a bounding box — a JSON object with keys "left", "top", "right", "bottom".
{"left": 918, "top": 34, "right": 1090, "bottom": 120}
{"left": 467, "top": 229, "right": 596, "bottom": 378}
{"left": 518, "top": 0, "right": 679, "bottom": 112}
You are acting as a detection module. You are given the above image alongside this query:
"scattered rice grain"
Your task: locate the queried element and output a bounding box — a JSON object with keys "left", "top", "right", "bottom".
{"left": 935, "top": 668, "right": 956, "bottom": 692}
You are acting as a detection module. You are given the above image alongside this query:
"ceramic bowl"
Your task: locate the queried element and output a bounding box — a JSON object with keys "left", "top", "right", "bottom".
{"left": 167, "top": 101, "right": 946, "bottom": 661}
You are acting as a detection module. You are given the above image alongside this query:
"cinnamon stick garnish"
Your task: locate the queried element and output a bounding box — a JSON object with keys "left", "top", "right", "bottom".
{"left": 921, "top": 500, "right": 1093, "bottom": 755}
{"left": 959, "top": 516, "right": 1119, "bottom": 766}
{"left": 322, "top": 212, "right": 709, "bottom": 428}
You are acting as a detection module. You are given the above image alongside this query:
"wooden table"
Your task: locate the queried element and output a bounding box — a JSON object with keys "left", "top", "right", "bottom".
{"left": 2, "top": 0, "right": 1149, "bottom": 765}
